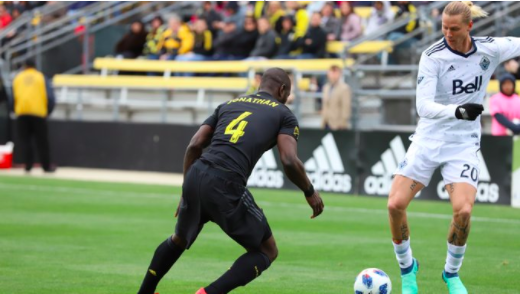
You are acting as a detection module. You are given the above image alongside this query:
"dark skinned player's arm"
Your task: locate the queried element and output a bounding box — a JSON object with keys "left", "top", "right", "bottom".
{"left": 175, "top": 125, "right": 214, "bottom": 217}
{"left": 183, "top": 125, "right": 214, "bottom": 178}
{"left": 277, "top": 134, "right": 324, "bottom": 219}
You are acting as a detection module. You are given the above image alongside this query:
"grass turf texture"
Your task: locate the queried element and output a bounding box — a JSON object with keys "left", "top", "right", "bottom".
{"left": 1, "top": 175, "right": 519, "bottom": 294}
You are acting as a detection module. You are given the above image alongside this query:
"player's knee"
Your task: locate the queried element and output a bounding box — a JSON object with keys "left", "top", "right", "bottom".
{"left": 262, "top": 245, "right": 278, "bottom": 262}
{"left": 171, "top": 234, "right": 187, "bottom": 249}
{"left": 454, "top": 205, "right": 473, "bottom": 222}
{"left": 387, "top": 196, "right": 407, "bottom": 214}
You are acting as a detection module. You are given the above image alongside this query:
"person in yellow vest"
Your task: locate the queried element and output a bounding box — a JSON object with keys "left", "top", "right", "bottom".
{"left": 157, "top": 15, "right": 194, "bottom": 61}
{"left": 143, "top": 16, "right": 165, "bottom": 59}
{"left": 285, "top": 1, "right": 309, "bottom": 39}
{"left": 11, "top": 60, "right": 55, "bottom": 172}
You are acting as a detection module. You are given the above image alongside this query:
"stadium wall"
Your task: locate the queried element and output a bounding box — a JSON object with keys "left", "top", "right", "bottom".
{"left": 11, "top": 120, "right": 514, "bottom": 205}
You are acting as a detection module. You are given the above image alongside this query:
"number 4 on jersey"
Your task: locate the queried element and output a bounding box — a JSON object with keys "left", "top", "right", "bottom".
{"left": 225, "top": 111, "right": 252, "bottom": 143}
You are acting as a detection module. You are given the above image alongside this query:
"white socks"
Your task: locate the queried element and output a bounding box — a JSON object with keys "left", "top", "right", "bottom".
{"left": 393, "top": 239, "right": 413, "bottom": 269}
{"left": 445, "top": 242, "right": 467, "bottom": 274}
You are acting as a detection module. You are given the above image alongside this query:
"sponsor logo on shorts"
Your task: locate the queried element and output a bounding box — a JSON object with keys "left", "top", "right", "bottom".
{"left": 364, "top": 136, "right": 406, "bottom": 196}
{"left": 248, "top": 150, "right": 284, "bottom": 188}
{"left": 304, "top": 133, "right": 352, "bottom": 193}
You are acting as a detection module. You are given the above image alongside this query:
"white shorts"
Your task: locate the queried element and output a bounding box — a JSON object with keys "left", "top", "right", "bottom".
{"left": 394, "top": 137, "right": 480, "bottom": 189}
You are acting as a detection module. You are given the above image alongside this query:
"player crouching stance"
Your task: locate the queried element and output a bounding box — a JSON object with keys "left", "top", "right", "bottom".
{"left": 387, "top": 1, "right": 520, "bottom": 294}
{"left": 137, "top": 68, "right": 324, "bottom": 294}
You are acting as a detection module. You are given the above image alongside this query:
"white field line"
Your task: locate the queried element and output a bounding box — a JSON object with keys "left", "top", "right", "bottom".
{"left": 2, "top": 182, "right": 520, "bottom": 225}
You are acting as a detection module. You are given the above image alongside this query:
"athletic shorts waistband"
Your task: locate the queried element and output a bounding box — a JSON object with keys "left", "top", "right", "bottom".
{"left": 195, "top": 159, "right": 245, "bottom": 186}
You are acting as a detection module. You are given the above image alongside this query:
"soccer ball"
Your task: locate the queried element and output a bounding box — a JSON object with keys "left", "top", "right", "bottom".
{"left": 353, "top": 268, "right": 392, "bottom": 294}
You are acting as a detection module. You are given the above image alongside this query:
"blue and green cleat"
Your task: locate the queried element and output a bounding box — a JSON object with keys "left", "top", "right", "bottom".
{"left": 442, "top": 271, "right": 468, "bottom": 294}
{"left": 401, "top": 258, "right": 419, "bottom": 294}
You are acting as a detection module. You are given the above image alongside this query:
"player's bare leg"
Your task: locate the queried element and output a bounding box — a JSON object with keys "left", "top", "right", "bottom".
{"left": 201, "top": 236, "right": 278, "bottom": 294}
{"left": 137, "top": 234, "right": 187, "bottom": 294}
{"left": 388, "top": 175, "right": 424, "bottom": 294}
{"left": 443, "top": 183, "right": 476, "bottom": 294}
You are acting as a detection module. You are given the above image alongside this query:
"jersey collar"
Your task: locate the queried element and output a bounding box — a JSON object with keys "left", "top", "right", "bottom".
{"left": 443, "top": 37, "right": 477, "bottom": 58}
{"left": 257, "top": 91, "right": 276, "bottom": 100}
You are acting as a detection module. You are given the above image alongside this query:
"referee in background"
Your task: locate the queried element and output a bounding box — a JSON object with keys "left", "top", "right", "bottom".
{"left": 11, "top": 60, "right": 56, "bottom": 172}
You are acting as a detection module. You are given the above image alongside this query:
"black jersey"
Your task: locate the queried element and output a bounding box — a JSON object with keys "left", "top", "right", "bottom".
{"left": 200, "top": 91, "right": 299, "bottom": 184}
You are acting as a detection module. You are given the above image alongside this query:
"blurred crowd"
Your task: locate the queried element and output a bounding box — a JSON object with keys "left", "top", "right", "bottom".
{"left": 114, "top": 1, "right": 424, "bottom": 61}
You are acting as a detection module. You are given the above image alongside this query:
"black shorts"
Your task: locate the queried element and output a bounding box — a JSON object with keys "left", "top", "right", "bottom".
{"left": 176, "top": 159, "right": 272, "bottom": 250}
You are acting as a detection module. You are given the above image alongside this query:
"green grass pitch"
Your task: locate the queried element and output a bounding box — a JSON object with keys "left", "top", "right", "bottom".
{"left": 1, "top": 175, "right": 520, "bottom": 293}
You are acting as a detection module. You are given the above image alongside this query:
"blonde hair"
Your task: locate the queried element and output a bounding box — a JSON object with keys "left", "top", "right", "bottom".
{"left": 444, "top": 1, "right": 489, "bottom": 23}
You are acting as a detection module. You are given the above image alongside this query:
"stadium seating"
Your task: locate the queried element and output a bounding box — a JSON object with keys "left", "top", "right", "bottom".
{"left": 93, "top": 58, "right": 354, "bottom": 76}
{"left": 52, "top": 74, "right": 311, "bottom": 121}
{"left": 326, "top": 40, "right": 394, "bottom": 55}
{"left": 53, "top": 75, "right": 310, "bottom": 91}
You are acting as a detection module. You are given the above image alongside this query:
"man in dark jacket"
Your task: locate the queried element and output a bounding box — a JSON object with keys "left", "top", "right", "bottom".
{"left": 199, "top": 1, "right": 222, "bottom": 39}
{"left": 249, "top": 17, "right": 277, "bottom": 59}
{"left": 296, "top": 12, "right": 327, "bottom": 59}
{"left": 212, "top": 20, "right": 238, "bottom": 60}
{"left": 115, "top": 21, "right": 148, "bottom": 59}
{"left": 274, "top": 16, "right": 297, "bottom": 59}
{"left": 232, "top": 16, "right": 259, "bottom": 58}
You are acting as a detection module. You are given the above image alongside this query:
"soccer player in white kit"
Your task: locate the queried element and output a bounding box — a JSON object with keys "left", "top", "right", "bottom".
{"left": 387, "top": 2, "right": 520, "bottom": 294}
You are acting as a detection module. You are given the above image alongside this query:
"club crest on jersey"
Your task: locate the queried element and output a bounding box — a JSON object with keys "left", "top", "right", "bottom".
{"left": 293, "top": 126, "right": 300, "bottom": 140}
{"left": 480, "top": 56, "right": 490, "bottom": 71}
{"left": 417, "top": 76, "right": 424, "bottom": 85}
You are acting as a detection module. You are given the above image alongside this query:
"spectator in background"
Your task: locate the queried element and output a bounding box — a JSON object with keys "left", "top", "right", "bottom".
{"left": 266, "top": 1, "right": 285, "bottom": 34}
{"left": 246, "top": 72, "right": 263, "bottom": 95}
{"left": 285, "top": 1, "right": 309, "bottom": 39}
{"left": 115, "top": 21, "right": 148, "bottom": 59}
{"left": 11, "top": 7, "right": 21, "bottom": 21}
{"left": 365, "top": 1, "right": 395, "bottom": 36}
{"left": 337, "top": 1, "right": 363, "bottom": 41}
{"left": 157, "top": 15, "right": 194, "bottom": 61}
{"left": 321, "top": 2, "right": 340, "bottom": 41}
{"left": 249, "top": 17, "right": 277, "bottom": 59}
{"left": 306, "top": 1, "right": 325, "bottom": 16}
{"left": 0, "top": 5, "right": 13, "bottom": 29}
{"left": 11, "top": 60, "right": 56, "bottom": 173}
{"left": 392, "top": 1, "right": 419, "bottom": 36}
{"left": 295, "top": 12, "right": 327, "bottom": 59}
{"left": 232, "top": 16, "right": 259, "bottom": 59}
{"left": 199, "top": 1, "right": 222, "bottom": 38}
{"left": 490, "top": 74, "right": 520, "bottom": 136}
{"left": 321, "top": 65, "right": 351, "bottom": 130}
{"left": 143, "top": 16, "right": 165, "bottom": 59}
{"left": 176, "top": 19, "right": 213, "bottom": 62}
{"left": 274, "top": 16, "right": 298, "bottom": 59}
{"left": 212, "top": 20, "right": 239, "bottom": 60}
{"left": 504, "top": 58, "right": 520, "bottom": 79}
{"left": 387, "top": 1, "right": 419, "bottom": 64}
{"left": 222, "top": 1, "right": 244, "bottom": 29}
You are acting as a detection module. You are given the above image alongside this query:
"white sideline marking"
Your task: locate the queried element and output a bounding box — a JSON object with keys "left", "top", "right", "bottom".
{"left": 2, "top": 182, "right": 520, "bottom": 225}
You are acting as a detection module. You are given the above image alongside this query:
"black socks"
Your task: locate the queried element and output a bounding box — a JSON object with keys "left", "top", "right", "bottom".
{"left": 137, "top": 237, "right": 185, "bottom": 294}
{"left": 205, "top": 252, "right": 271, "bottom": 294}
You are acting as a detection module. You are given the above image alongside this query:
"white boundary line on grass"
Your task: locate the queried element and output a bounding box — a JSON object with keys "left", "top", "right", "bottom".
{"left": 258, "top": 201, "right": 520, "bottom": 225}
{"left": 2, "top": 182, "right": 520, "bottom": 225}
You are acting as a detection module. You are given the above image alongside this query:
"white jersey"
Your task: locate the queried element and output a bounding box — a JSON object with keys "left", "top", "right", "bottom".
{"left": 414, "top": 36, "right": 520, "bottom": 143}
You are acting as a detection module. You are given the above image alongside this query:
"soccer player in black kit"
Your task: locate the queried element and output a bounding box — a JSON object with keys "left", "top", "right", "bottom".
{"left": 137, "top": 68, "right": 324, "bottom": 294}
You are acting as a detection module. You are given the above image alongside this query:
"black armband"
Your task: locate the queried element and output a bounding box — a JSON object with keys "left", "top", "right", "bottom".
{"left": 304, "top": 184, "right": 315, "bottom": 198}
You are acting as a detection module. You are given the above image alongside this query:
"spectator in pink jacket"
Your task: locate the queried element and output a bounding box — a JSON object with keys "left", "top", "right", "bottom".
{"left": 337, "top": 1, "right": 363, "bottom": 41}
{"left": 490, "top": 73, "right": 520, "bottom": 136}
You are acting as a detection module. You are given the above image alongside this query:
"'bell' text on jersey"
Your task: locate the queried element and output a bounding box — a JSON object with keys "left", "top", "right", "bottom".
{"left": 201, "top": 92, "right": 299, "bottom": 184}
{"left": 415, "top": 37, "right": 520, "bottom": 143}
